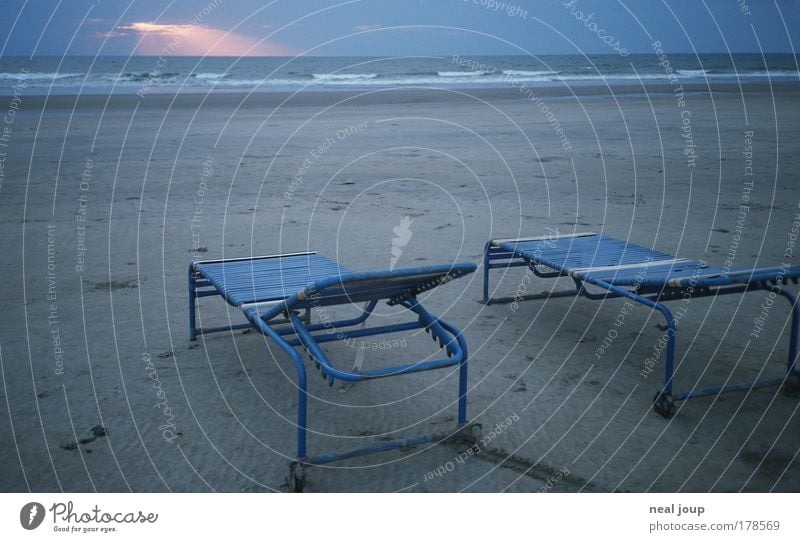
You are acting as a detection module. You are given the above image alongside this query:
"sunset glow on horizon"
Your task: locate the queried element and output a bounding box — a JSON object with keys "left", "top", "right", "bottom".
{"left": 117, "top": 21, "right": 294, "bottom": 57}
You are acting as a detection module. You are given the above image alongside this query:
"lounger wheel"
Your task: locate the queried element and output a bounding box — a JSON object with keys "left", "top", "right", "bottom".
{"left": 288, "top": 462, "right": 306, "bottom": 493}
{"left": 469, "top": 423, "right": 483, "bottom": 444}
{"left": 653, "top": 392, "right": 676, "bottom": 419}
{"left": 783, "top": 372, "right": 800, "bottom": 394}
{"left": 455, "top": 423, "right": 483, "bottom": 444}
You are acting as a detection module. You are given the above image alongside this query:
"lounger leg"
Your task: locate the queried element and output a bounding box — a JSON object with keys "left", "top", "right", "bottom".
{"left": 406, "top": 300, "right": 470, "bottom": 424}
{"left": 482, "top": 242, "right": 491, "bottom": 304}
{"left": 286, "top": 352, "right": 309, "bottom": 492}
{"left": 591, "top": 279, "right": 677, "bottom": 417}
{"left": 188, "top": 264, "right": 197, "bottom": 341}
{"left": 458, "top": 354, "right": 468, "bottom": 426}
{"left": 351, "top": 301, "right": 371, "bottom": 374}
{"left": 653, "top": 303, "right": 677, "bottom": 418}
{"left": 773, "top": 287, "right": 800, "bottom": 390}
{"left": 296, "top": 364, "right": 308, "bottom": 459}
{"left": 482, "top": 243, "right": 578, "bottom": 304}
{"left": 243, "top": 309, "right": 309, "bottom": 459}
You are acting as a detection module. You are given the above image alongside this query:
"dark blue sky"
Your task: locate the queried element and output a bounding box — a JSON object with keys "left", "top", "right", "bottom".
{"left": 2, "top": 0, "right": 799, "bottom": 57}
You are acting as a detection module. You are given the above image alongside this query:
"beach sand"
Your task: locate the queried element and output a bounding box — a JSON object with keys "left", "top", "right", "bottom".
{"left": 1, "top": 81, "right": 799, "bottom": 492}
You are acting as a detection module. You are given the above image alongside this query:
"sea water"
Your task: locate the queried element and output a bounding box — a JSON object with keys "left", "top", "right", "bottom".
{"left": 0, "top": 53, "right": 797, "bottom": 95}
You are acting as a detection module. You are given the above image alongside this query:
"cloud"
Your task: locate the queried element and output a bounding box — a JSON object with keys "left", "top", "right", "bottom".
{"left": 96, "top": 31, "right": 128, "bottom": 38}
{"left": 118, "top": 22, "right": 195, "bottom": 36}
{"left": 116, "top": 21, "right": 294, "bottom": 56}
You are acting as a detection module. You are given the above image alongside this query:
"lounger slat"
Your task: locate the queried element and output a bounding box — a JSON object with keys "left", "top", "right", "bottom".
{"left": 194, "top": 253, "right": 351, "bottom": 306}
{"left": 497, "top": 233, "right": 800, "bottom": 288}
{"left": 499, "top": 235, "right": 681, "bottom": 276}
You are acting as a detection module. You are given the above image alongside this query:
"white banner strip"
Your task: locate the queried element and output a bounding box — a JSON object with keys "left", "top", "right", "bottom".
{"left": 1, "top": 493, "right": 797, "bottom": 541}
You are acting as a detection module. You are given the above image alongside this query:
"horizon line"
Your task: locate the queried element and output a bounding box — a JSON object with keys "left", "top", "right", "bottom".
{"left": 2, "top": 51, "right": 798, "bottom": 60}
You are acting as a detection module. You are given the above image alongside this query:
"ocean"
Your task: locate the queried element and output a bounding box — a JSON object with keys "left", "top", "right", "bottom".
{"left": 0, "top": 53, "right": 798, "bottom": 95}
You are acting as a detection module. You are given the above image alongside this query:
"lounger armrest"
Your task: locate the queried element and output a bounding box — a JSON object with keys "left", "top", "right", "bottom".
{"left": 667, "top": 265, "right": 800, "bottom": 287}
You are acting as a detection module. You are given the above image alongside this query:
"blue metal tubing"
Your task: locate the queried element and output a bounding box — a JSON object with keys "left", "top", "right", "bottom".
{"left": 189, "top": 263, "right": 197, "bottom": 340}
{"left": 588, "top": 278, "right": 800, "bottom": 403}
{"left": 484, "top": 233, "right": 800, "bottom": 411}
{"left": 192, "top": 256, "right": 476, "bottom": 468}
{"left": 482, "top": 242, "right": 491, "bottom": 304}
{"left": 442, "top": 316, "right": 469, "bottom": 425}
{"left": 189, "top": 263, "right": 255, "bottom": 340}
{"left": 402, "top": 299, "right": 460, "bottom": 355}
{"left": 588, "top": 278, "right": 677, "bottom": 396}
{"left": 677, "top": 377, "right": 785, "bottom": 401}
{"left": 577, "top": 285, "right": 625, "bottom": 301}
{"left": 487, "top": 289, "right": 579, "bottom": 305}
{"left": 301, "top": 317, "right": 470, "bottom": 467}
{"left": 189, "top": 268, "right": 361, "bottom": 341}
{"left": 245, "top": 299, "right": 468, "bottom": 463}
{"left": 484, "top": 245, "right": 565, "bottom": 278}
{"left": 580, "top": 283, "right": 751, "bottom": 304}
{"left": 402, "top": 299, "right": 469, "bottom": 424}
{"left": 639, "top": 284, "right": 752, "bottom": 303}
{"left": 673, "top": 267, "right": 800, "bottom": 288}
{"left": 188, "top": 264, "right": 226, "bottom": 340}
{"left": 258, "top": 262, "right": 476, "bottom": 323}
{"left": 772, "top": 287, "right": 800, "bottom": 375}
{"left": 270, "top": 299, "right": 377, "bottom": 335}
{"left": 305, "top": 431, "right": 451, "bottom": 466}
{"left": 287, "top": 312, "right": 464, "bottom": 383}
{"left": 194, "top": 290, "right": 223, "bottom": 298}
{"left": 482, "top": 244, "right": 573, "bottom": 304}
{"left": 189, "top": 302, "right": 386, "bottom": 346}
{"left": 283, "top": 321, "right": 423, "bottom": 348}
{"left": 243, "top": 307, "right": 309, "bottom": 459}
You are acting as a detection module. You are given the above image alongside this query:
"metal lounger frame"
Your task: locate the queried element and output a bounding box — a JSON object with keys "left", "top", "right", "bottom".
{"left": 482, "top": 232, "right": 800, "bottom": 417}
{"left": 188, "top": 252, "right": 477, "bottom": 489}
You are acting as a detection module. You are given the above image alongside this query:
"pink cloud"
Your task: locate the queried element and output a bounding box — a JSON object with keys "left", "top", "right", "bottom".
{"left": 116, "top": 21, "right": 294, "bottom": 56}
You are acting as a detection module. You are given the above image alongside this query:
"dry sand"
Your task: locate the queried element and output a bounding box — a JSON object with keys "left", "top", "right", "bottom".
{"left": 1, "top": 82, "right": 799, "bottom": 492}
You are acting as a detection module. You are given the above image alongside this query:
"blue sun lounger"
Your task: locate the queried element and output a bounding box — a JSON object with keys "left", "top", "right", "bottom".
{"left": 483, "top": 232, "right": 800, "bottom": 417}
{"left": 189, "top": 251, "right": 477, "bottom": 490}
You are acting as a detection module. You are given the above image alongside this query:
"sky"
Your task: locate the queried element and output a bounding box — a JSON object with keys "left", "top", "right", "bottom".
{"left": 1, "top": 0, "right": 799, "bottom": 57}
